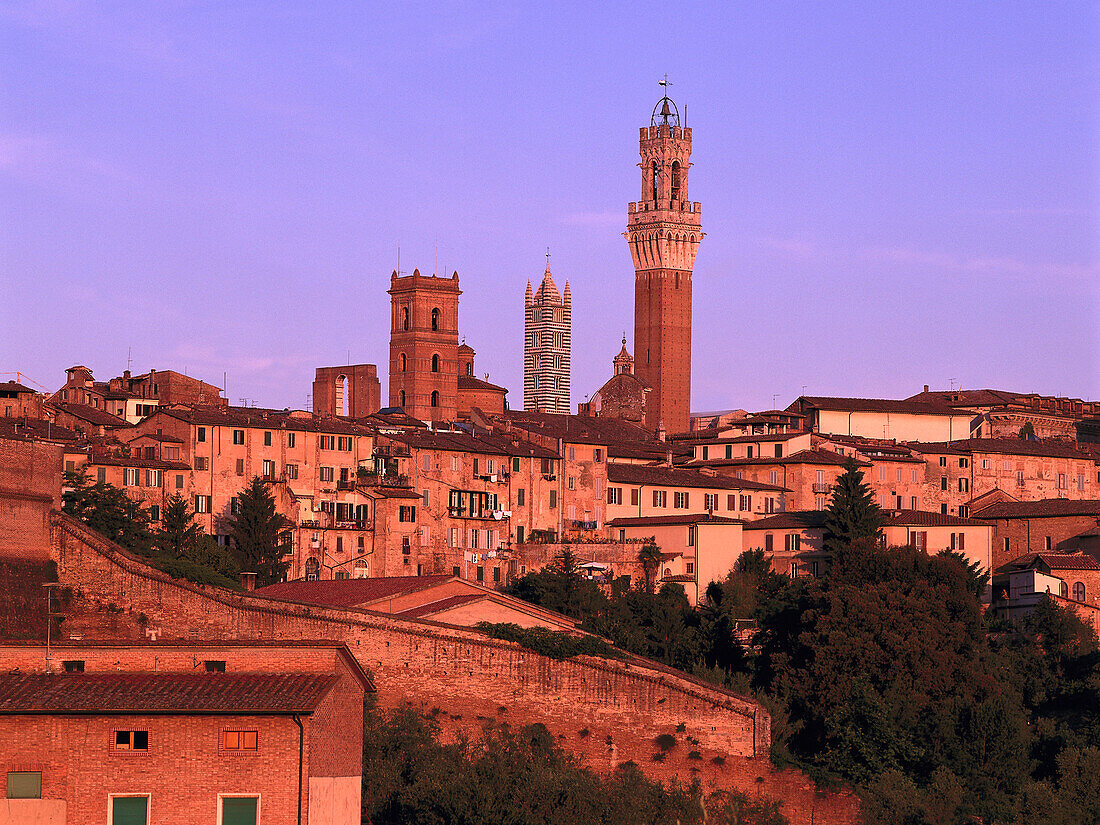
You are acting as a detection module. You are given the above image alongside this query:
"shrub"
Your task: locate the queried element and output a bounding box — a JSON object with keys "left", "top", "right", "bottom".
{"left": 579, "top": 728, "right": 590, "bottom": 738}
{"left": 651, "top": 752, "right": 667, "bottom": 762}
{"left": 688, "top": 750, "right": 702, "bottom": 760}
{"left": 676, "top": 722, "right": 687, "bottom": 733}
{"left": 711, "top": 755, "right": 726, "bottom": 766}
{"left": 475, "top": 622, "right": 622, "bottom": 661}
{"left": 654, "top": 733, "right": 677, "bottom": 752}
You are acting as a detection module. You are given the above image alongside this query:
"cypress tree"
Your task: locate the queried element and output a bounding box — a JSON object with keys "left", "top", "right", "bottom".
{"left": 228, "top": 476, "right": 291, "bottom": 586}
{"left": 823, "top": 457, "right": 883, "bottom": 555}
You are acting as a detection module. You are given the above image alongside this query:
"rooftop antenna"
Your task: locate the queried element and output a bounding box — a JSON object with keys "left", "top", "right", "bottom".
{"left": 126, "top": 346, "right": 133, "bottom": 372}
{"left": 396, "top": 241, "right": 405, "bottom": 276}
{"left": 434, "top": 238, "right": 438, "bottom": 276}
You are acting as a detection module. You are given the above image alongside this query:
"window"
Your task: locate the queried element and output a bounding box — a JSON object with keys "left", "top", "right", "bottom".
{"left": 402, "top": 307, "right": 409, "bottom": 330}
{"left": 1079, "top": 474, "right": 1086, "bottom": 492}
{"left": 727, "top": 494, "right": 736, "bottom": 510}
{"left": 195, "top": 456, "right": 208, "bottom": 471}
{"left": 959, "top": 457, "right": 969, "bottom": 468}
{"left": 512, "top": 457, "right": 520, "bottom": 472}
{"left": 568, "top": 446, "right": 575, "bottom": 460}
{"left": 549, "top": 490, "right": 557, "bottom": 509}
{"left": 770, "top": 470, "right": 778, "bottom": 485}
{"left": 516, "top": 526, "right": 524, "bottom": 544}
{"left": 674, "top": 492, "right": 689, "bottom": 508}
{"left": 774, "top": 444, "right": 783, "bottom": 458}
{"left": 320, "top": 435, "right": 333, "bottom": 450}
{"left": 399, "top": 505, "right": 416, "bottom": 522}
{"left": 1073, "top": 582, "right": 1085, "bottom": 602}
{"left": 431, "top": 391, "right": 439, "bottom": 408}
{"left": 630, "top": 488, "right": 639, "bottom": 506}
{"left": 476, "top": 566, "right": 484, "bottom": 582}
{"left": 205, "top": 660, "right": 226, "bottom": 672}
{"left": 912, "top": 469, "right": 920, "bottom": 482}
{"left": 938, "top": 456, "right": 947, "bottom": 467}
{"left": 175, "top": 473, "right": 184, "bottom": 489}
{"left": 110, "top": 796, "right": 148, "bottom": 824}
{"left": 232, "top": 429, "right": 245, "bottom": 445}
{"left": 195, "top": 495, "right": 211, "bottom": 513}
{"left": 63, "top": 659, "right": 85, "bottom": 673}
{"left": 338, "top": 436, "right": 352, "bottom": 451}
{"left": 593, "top": 448, "right": 603, "bottom": 462}
{"left": 335, "top": 536, "right": 344, "bottom": 554}
{"left": 652, "top": 490, "right": 667, "bottom": 508}
{"left": 784, "top": 534, "right": 801, "bottom": 552}
{"left": 431, "top": 307, "right": 441, "bottom": 331}
{"left": 878, "top": 466, "right": 887, "bottom": 482}
{"left": 113, "top": 730, "right": 149, "bottom": 752}
{"left": 1017, "top": 470, "right": 1025, "bottom": 487}
{"left": 197, "top": 426, "right": 206, "bottom": 442}
{"left": 7, "top": 771, "right": 41, "bottom": 799}
{"left": 911, "top": 531, "right": 927, "bottom": 551}
{"left": 687, "top": 524, "right": 696, "bottom": 546}
{"left": 263, "top": 460, "right": 275, "bottom": 478}
{"left": 910, "top": 496, "right": 918, "bottom": 510}
{"left": 517, "top": 488, "right": 526, "bottom": 506}
{"left": 220, "top": 796, "right": 258, "bottom": 825}
{"left": 283, "top": 463, "right": 298, "bottom": 481}
{"left": 940, "top": 477, "right": 948, "bottom": 491}
{"left": 703, "top": 493, "right": 717, "bottom": 511}
{"left": 959, "top": 505, "right": 969, "bottom": 518}
{"left": 896, "top": 468, "right": 903, "bottom": 483}
{"left": 982, "top": 459, "right": 991, "bottom": 470}
{"left": 149, "top": 504, "right": 160, "bottom": 522}
{"left": 320, "top": 466, "right": 334, "bottom": 482}
{"left": 746, "top": 446, "right": 754, "bottom": 458}
{"left": 1004, "top": 537, "right": 1010, "bottom": 554}
{"left": 97, "top": 466, "right": 107, "bottom": 483}
{"left": 262, "top": 431, "right": 271, "bottom": 447}
{"left": 287, "top": 432, "right": 296, "bottom": 448}
{"left": 941, "top": 504, "right": 948, "bottom": 515}
{"left": 1044, "top": 536, "right": 1052, "bottom": 551}
{"left": 222, "top": 730, "right": 258, "bottom": 751}
{"left": 764, "top": 533, "right": 773, "bottom": 552}
{"left": 567, "top": 476, "right": 575, "bottom": 490}
{"left": 431, "top": 354, "right": 441, "bottom": 372}
{"left": 1057, "top": 473, "right": 1067, "bottom": 490}
{"left": 123, "top": 467, "right": 138, "bottom": 486}
{"left": 958, "top": 478, "right": 969, "bottom": 492}
{"left": 235, "top": 458, "right": 245, "bottom": 475}
{"left": 493, "top": 567, "right": 501, "bottom": 583}
{"left": 739, "top": 494, "right": 752, "bottom": 511}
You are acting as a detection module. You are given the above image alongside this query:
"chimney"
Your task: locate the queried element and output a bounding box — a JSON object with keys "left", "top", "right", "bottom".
{"left": 239, "top": 572, "right": 257, "bottom": 591}
{"left": 656, "top": 421, "right": 666, "bottom": 442}
{"left": 923, "top": 385, "right": 929, "bottom": 393}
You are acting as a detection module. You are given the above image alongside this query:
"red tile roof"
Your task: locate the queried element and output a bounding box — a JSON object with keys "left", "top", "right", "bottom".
{"left": 153, "top": 405, "right": 376, "bottom": 436}
{"left": 907, "top": 438, "right": 1100, "bottom": 461}
{"left": 744, "top": 509, "right": 985, "bottom": 530}
{"left": 0, "top": 417, "right": 80, "bottom": 442}
{"left": 795, "top": 396, "right": 961, "bottom": 416}
{"left": 973, "top": 499, "right": 1100, "bottom": 519}
{"left": 255, "top": 575, "right": 453, "bottom": 608}
{"left": 380, "top": 428, "right": 559, "bottom": 459}
{"left": 744, "top": 511, "right": 829, "bottom": 531}
{"left": 395, "top": 593, "right": 485, "bottom": 619}
{"left": 49, "top": 403, "right": 129, "bottom": 427}
{"left": 1002, "top": 552, "right": 1100, "bottom": 573}
{"left": 688, "top": 447, "right": 866, "bottom": 469}
{"left": 0, "top": 672, "right": 337, "bottom": 714}
{"left": 608, "top": 514, "right": 744, "bottom": 527}
{"left": 458, "top": 375, "right": 508, "bottom": 394}
{"left": 608, "top": 463, "right": 788, "bottom": 491}
{"left": 0, "top": 381, "right": 37, "bottom": 394}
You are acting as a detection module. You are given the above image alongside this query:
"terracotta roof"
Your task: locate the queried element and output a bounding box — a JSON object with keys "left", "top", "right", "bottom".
{"left": 905, "top": 388, "right": 1021, "bottom": 407}
{"left": 88, "top": 452, "right": 190, "bottom": 471}
{"left": 608, "top": 514, "right": 744, "bottom": 527}
{"left": 0, "top": 417, "right": 79, "bottom": 442}
{"left": 744, "top": 511, "right": 829, "bottom": 530}
{"left": 128, "top": 432, "right": 184, "bottom": 443}
{"left": 907, "top": 438, "right": 1100, "bottom": 461}
{"left": 394, "top": 593, "right": 485, "bottom": 619}
{"left": 49, "top": 403, "right": 129, "bottom": 427}
{"left": 458, "top": 375, "right": 508, "bottom": 394}
{"left": 255, "top": 575, "right": 453, "bottom": 608}
{"left": 368, "top": 486, "right": 422, "bottom": 499}
{"left": 880, "top": 509, "right": 988, "bottom": 527}
{"left": 497, "top": 410, "right": 656, "bottom": 447}
{"left": 607, "top": 463, "right": 787, "bottom": 491}
{"left": 661, "top": 574, "right": 696, "bottom": 583}
{"left": 688, "top": 447, "right": 865, "bottom": 469}
{"left": 973, "top": 499, "right": 1100, "bottom": 519}
{"left": 0, "top": 672, "right": 337, "bottom": 715}
{"left": 0, "top": 381, "right": 37, "bottom": 394}
{"left": 1000, "top": 552, "right": 1100, "bottom": 573}
{"left": 795, "top": 396, "right": 961, "bottom": 416}
{"left": 380, "top": 428, "right": 559, "bottom": 459}
{"left": 154, "top": 405, "right": 376, "bottom": 436}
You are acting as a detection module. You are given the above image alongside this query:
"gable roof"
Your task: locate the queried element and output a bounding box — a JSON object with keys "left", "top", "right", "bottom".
{"left": 999, "top": 552, "right": 1100, "bottom": 574}
{"left": 973, "top": 499, "right": 1100, "bottom": 519}
{"left": 607, "top": 463, "right": 788, "bottom": 491}
{"left": 608, "top": 514, "right": 744, "bottom": 527}
{"left": 907, "top": 438, "right": 1100, "bottom": 461}
{"left": 794, "top": 396, "right": 961, "bottom": 416}
{"left": 458, "top": 375, "right": 508, "bottom": 394}
{"left": 49, "top": 403, "right": 129, "bottom": 428}
{"left": 744, "top": 511, "right": 829, "bottom": 531}
{"left": 255, "top": 575, "right": 452, "bottom": 607}
{"left": 0, "top": 672, "right": 339, "bottom": 715}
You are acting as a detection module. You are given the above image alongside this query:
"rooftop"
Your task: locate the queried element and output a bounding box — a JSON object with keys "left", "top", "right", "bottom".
{"left": 793, "top": 395, "right": 962, "bottom": 416}
{"left": 608, "top": 463, "right": 788, "bottom": 491}
{"left": 973, "top": 499, "right": 1100, "bottom": 519}
{"left": 255, "top": 575, "right": 453, "bottom": 608}
{"left": 608, "top": 514, "right": 744, "bottom": 527}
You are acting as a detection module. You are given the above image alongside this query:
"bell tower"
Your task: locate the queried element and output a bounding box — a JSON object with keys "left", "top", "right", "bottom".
{"left": 626, "top": 83, "right": 703, "bottom": 434}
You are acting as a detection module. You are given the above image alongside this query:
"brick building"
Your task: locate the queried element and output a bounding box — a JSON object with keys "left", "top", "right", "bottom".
{"left": 52, "top": 365, "right": 226, "bottom": 423}
{"left": 0, "top": 381, "right": 44, "bottom": 419}
{"left": 972, "top": 498, "right": 1100, "bottom": 569}
{"left": 388, "top": 269, "right": 462, "bottom": 422}
{"left": 906, "top": 386, "right": 1100, "bottom": 440}
{"left": 311, "top": 364, "right": 381, "bottom": 418}
{"left": 628, "top": 90, "right": 702, "bottom": 434}
{"left": 578, "top": 337, "right": 649, "bottom": 424}
{"left": 0, "top": 640, "right": 371, "bottom": 825}
{"left": 523, "top": 259, "right": 571, "bottom": 414}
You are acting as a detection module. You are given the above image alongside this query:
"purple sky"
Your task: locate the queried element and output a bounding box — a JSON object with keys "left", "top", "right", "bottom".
{"left": 3, "top": 2, "right": 1097, "bottom": 413}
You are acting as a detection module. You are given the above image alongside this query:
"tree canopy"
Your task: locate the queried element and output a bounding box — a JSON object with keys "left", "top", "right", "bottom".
{"left": 227, "top": 476, "right": 291, "bottom": 586}
{"left": 822, "top": 457, "right": 883, "bottom": 555}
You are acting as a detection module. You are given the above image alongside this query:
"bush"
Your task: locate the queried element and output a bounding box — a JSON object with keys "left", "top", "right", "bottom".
{"left": 654, "top": 733, "right": 677, "bottom": 752}
{"left": 475, "top": 622, "right": 622, "bottom": 661}
{"left": 688, "top": 750, "right": 703, "bottom": 760}
{"left": 150, "top": 554, "right": 241, "bottom": 590}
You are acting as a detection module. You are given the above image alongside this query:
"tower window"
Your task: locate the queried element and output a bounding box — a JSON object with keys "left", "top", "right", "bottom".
{"left": 431, "top": 308, "right": 441, "bottom": 331}
{"left": 399, "top": 390, "right": 406, "bottom": 407}
{"left": 430, "top": 391, "right": 440, "bottom": 408}
{"left": 670, "top": 161, "right": 680, "bottom": 201}
{"left": 651, "top": 161, "right": 659, "bottom": 201}
{"left": 400, "top": 353, "right": 407, "bottom": 372}
{"left": 402, "top": 307, "right": 409, "bottom": 331}
{"left": 431, "top": 354, "right": 441, "bottom": 373}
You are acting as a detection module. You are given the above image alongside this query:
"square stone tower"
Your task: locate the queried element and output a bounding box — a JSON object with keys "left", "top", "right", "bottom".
{"left": 523, "top": 258, "right": 571, "bottom": 414}
{"left": 626, "top": 90, "right": 703, "bottom": 434}
{"left": 388, "top": 269, "right": 461, "bottom": 422}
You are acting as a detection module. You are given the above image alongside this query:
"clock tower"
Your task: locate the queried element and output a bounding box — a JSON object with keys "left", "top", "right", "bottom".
{"left": 626, "top": 86, "right": 703, "bottom": 434}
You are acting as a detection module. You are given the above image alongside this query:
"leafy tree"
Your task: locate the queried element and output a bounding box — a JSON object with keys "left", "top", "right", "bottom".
{"left": 227, "top": 476, "right": 290, "bottom": 586}
{"left": 936, "top": 547, "right": 988, "bottom": 598}
{"left": 505, "top": 549, "right": 605, "bottom": 619}
{"left": 822, "top": 457, "right": 883, "bottom": 556}
{"left": 62, "top": 467, "right": 152, "bottom": 555}
{"left": 1019, "top": 421, "right": 1036, "bottom": 440}
{"left": 638, "top": 539, "right": 663, "bottom": 594}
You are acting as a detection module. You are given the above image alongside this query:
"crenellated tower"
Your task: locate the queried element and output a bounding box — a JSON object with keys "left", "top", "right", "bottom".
{"left": 626, "top": 88, "right": 703, "bottom": 434}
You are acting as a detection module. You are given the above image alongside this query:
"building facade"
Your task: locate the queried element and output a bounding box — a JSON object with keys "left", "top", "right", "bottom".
{"left": 523, "top": 261, "right": 571, "bottom": 414}
{"left": 627, "top": 91, "right": 703, "bottom": 434}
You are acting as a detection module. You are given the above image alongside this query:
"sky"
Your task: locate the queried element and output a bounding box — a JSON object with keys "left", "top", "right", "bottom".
{"left": 2, "top": 1, "right": 1097, "bottom": 414}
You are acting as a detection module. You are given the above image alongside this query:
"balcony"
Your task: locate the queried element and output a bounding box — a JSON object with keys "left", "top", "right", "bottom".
{"left": 572, "top": 520, "right": 598, "bottom": 531}
{"left": 336, "top": 479, "right": 357, "bottom": 491}
{"left": 333, "top": 519, "right": 369, "bottom": 530}
{"left": 812, "top": 483, "right": 831, "bottom": 494}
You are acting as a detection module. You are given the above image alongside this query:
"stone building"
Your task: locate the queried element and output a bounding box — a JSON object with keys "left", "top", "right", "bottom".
{"left": 312, "top": 363, "right": 381, "bottom": 418}
{"left": 388, "top": 269, "right": 461, "bottom": 422}
{"left": 523, "top": 259, "right": 571, "bottom": 414}
{"left": 627, "top": 89, "right": 703, "bottom": 434}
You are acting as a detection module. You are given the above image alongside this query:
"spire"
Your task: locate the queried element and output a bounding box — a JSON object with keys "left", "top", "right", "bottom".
{"left": 525, "top": 278, "right": 533, "bottom": 307}
{"left": 614, "top": 335, "right": 633, "bottom": 375}
{"left": 563, "top": 279, "right": 571, "bottom": 307}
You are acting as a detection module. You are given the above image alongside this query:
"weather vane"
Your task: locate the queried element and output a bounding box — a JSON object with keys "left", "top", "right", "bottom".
{"left": 546, "top": 246, "right": 551, "bottom": 267}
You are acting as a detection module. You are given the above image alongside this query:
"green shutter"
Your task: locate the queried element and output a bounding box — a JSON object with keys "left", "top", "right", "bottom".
{"left": 112, "top": 796, "right": 147, "bottom": 825}
{"left": 221, "top": 797, "right": 258, "bottom": 825}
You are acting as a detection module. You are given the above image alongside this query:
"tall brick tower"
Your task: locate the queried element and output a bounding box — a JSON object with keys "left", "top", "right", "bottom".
{"left": 626, "top": 86, "right": 703, "bottom": 434}
{"left": 523, "top": 255, "right": 571, "bottom": 414}
{"left": 388, "top": 269, "right": 461, "bottom": 422}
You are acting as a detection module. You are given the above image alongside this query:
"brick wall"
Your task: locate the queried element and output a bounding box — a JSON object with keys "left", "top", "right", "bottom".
{"left": 45, "top": 512, "right": 859, "bottom": 824}
{"left": 0, "top": 438, "right": 61, "bottom": 561}
{"left": 986, "top": 514, "right": 1100, "bottom": 568}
